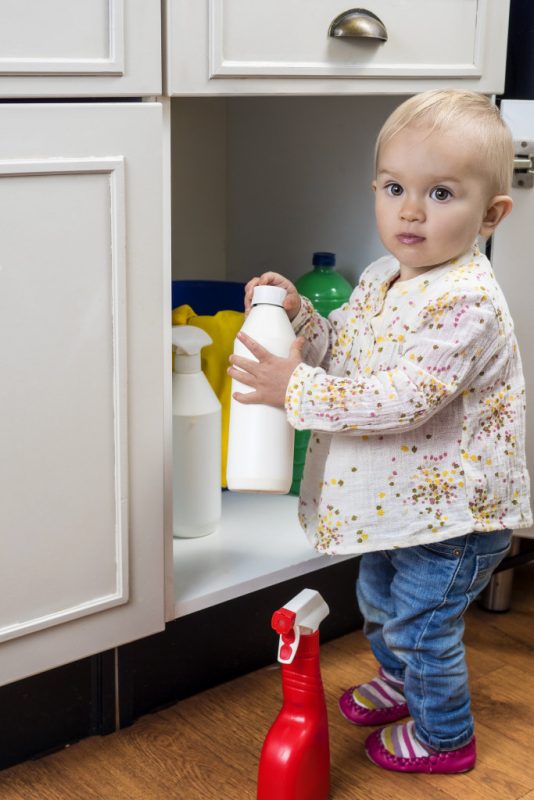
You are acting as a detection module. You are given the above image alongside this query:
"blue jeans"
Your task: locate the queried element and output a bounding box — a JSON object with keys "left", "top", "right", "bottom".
{"left": 356, "top": 530, "right": 512, "bottom": 751}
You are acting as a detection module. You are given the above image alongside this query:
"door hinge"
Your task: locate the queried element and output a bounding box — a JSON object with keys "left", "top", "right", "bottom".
{"left": 513, "top": 140, "right": 534, "bottom": 188}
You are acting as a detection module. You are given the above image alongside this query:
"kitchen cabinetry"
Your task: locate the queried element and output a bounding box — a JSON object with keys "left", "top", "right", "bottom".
{"left": 165, "top": 0, "right": 509, "bottom": 95}
{"left": 0, "top": 0, "right": 161, "bottom": 97}
{"left": 1, "top": 0, "right": 521, "bottom": 708}
{"left": 0, "top": 1, "right": 166, "bottom": 688}
{"left": 0, "top": 101, "right": 166, "bottom": 687}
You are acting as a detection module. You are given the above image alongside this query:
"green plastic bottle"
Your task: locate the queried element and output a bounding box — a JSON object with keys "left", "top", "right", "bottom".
{"left": 290, "top": 252, "right": 352, "bottom": 496}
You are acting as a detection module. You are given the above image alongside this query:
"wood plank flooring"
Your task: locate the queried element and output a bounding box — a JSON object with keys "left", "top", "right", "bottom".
{"left": 1, "top": 565, "right": 533, "bottom": 800}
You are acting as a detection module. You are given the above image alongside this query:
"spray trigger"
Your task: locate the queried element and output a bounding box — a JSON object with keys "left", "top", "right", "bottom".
{"left": 271, "top": 589, "right": 329, "bottom": 665}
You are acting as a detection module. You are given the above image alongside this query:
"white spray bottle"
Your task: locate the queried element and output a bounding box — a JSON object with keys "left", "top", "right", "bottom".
{"left": 172, "top": 325, "right": 221, "bottom": 538}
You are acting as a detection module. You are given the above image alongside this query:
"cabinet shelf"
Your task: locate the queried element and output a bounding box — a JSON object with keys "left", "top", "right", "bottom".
{"left": 172, "top": 492, "right": 354, "bottom": 618}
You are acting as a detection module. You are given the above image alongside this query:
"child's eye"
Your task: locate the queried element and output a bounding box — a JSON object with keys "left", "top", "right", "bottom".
{"left": 430, "top": 186, "right": 452, "bottom": 202}
{"left": 385, "top": 183, "right": 403, "bottom": 197}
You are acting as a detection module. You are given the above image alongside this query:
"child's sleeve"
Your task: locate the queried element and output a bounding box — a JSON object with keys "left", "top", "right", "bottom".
{"left": 291, "top": 285, "right": 359, "bottom": 370}
{"left": 285, "top": 291, "right": 504, "bottom": 434}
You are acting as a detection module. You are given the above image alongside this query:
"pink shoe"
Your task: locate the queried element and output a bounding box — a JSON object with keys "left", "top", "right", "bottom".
{"left": 338, "top": 667, "right": 409, "bottom": 726}
{"left": 365, "top": 722, "right": 476, "bottom": 774}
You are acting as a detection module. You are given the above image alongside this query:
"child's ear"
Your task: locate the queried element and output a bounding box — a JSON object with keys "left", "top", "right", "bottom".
{"left": 372, "top": 180, "right": 377, "bottom": 193}
{"left": 479, "top": 195, "right": 513, "bottom": 237}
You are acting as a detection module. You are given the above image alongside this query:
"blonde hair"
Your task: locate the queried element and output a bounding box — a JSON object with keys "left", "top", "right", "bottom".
{"left": 375, "top": 90, "right": 514, "bottom": 195}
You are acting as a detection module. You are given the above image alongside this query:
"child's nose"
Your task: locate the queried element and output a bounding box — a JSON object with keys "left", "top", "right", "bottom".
{"left": 400, "top": 198, "right": 425, "bottom": 222}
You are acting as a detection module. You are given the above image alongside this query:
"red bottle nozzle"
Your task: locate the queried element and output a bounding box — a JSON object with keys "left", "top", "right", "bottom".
{"left": 271, "top": 608, "right": 296, "bottom": 634}
{"left": 272, "top": 609, "right": 297, "bottom": 661}
{"left": 271, "top": 590, "right": 330, "bottom": 665}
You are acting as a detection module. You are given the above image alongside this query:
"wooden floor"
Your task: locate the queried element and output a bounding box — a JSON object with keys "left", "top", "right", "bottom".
{"left": 2, "top": 565, "right": 534, "bottom": 800}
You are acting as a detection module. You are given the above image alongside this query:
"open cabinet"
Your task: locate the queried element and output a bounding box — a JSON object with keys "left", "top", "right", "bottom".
{"left": 168, "top": 94, "right": 404, "bottom": 621}
{"left": 168, "top": 90, "right": 534, "bottom": 621}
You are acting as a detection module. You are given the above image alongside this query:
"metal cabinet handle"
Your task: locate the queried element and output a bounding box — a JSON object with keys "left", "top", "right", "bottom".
{"left": 328, "top": 9, "right": 388, "bottom": 41}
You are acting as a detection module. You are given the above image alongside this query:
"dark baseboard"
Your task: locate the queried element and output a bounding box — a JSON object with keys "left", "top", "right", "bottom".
{"left": 0, "top": 650, "right": 115, "bottom": 771}
{"left": 118, "top": 556, "right": 362, "bottom": 728}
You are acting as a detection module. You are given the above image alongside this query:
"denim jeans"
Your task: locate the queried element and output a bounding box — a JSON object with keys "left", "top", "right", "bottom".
{"left": 356, "top": 530, "right": 512, "bottom": 751}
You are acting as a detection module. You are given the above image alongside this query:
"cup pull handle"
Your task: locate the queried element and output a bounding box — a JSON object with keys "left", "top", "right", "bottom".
{"left": 328, "top": 8, "right": 388, "bottom": 41}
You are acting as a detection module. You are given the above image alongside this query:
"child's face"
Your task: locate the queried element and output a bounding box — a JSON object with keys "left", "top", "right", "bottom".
{"left": 373, "top": 124, "right": 494, "bottom": 279}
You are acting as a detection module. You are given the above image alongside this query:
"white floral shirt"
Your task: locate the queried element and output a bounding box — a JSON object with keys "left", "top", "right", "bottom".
{"left": 285, "top": 244, "right": 532, "bottom": 555}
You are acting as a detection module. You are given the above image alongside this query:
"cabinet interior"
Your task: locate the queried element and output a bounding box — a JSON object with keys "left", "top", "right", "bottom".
{"left": 169, "top": 95, "right": 404, "bottom": 620}
{"left": 170, "top": 95, "right": 404, "bottom": 285}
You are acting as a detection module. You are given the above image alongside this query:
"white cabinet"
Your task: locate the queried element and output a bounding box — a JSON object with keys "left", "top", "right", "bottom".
{"left": 165, "top": 0, "right": 510, "bottom": 95}
{"left": 0, "top": 0, "right": 161, "bottom": 97}
{"left": 0, "top": 102, "right": 166, "bottom": 687}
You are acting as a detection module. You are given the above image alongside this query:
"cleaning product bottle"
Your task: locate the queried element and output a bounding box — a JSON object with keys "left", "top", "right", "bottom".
{"left": 296, "top": 251, "right": 353, "bottom": 316}
{"left": 257, "top": 589, "right": 330, "bottom": 800}
{"left": 226, "top": 285, "right": 296, "bottom": 494}
{"left": 290, "top": 252, "right": 353, "bottom": 495}
{"left": 172, "top": 325, "right": 221, "bottom": 538}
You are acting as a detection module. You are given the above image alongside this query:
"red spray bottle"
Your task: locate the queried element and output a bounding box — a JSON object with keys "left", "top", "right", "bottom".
{"left": 257, "top": 589, "right": 330, "bottom": 800}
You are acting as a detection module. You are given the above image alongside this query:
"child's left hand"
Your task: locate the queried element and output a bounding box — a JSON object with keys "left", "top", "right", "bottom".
{"left": 228, "top": 332, "right": 305, "bottom": 408}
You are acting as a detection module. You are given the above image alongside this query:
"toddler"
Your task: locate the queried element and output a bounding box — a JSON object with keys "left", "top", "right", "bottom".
{"left": 228, "top": 90, "right": 532, "bottom": 773}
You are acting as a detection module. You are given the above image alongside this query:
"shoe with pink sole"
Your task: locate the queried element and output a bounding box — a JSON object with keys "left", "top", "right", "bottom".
{"left": 365, "top": 721, "right": 477, "bottom": 774}
{"left": 338, "top": 666, "right": 409, "bottom": 726}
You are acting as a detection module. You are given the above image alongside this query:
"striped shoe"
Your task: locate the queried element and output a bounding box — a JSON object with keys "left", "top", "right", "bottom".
{"left": 365, "top": 721, "right": 477, "bottom": 774}
{"left": 338, "top": 667, "right": 409, "bottom": 726}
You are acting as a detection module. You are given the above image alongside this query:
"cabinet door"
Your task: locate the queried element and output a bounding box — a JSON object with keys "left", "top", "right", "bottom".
{"left": 165, "top": 0, "right": 509, "bottom": 95}
{"left": 491, "top": 100, "right": 534, "bottom": 537}
{"left": 0, "top": 102, "right": 166, "bottom": 686}
{"left": 0, "top": 0, "right": 161, "bottom": 97}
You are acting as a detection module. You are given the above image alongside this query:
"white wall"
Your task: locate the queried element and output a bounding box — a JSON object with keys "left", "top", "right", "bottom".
{"left": 226, "top": 95, "right": 405, "bottom": 286}
{"left": 171, "top": 95, "right": 407, "bottom": 286}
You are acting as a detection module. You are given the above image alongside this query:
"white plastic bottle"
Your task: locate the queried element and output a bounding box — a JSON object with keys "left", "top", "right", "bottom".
{"left": 227, "top": 285, "right": 296, "bottom": 493}
{"left": 172, "top": 326, "right": 221, "bottom": 537}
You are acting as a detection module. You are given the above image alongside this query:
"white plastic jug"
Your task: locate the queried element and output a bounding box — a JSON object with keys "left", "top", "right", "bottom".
{"left": 227, "top": 286, "right": 296, "bottom": 493}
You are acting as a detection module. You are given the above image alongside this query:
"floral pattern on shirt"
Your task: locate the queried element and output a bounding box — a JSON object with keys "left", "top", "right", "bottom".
{"left": 285, "top": 244, "right": 532, "bottom": 554}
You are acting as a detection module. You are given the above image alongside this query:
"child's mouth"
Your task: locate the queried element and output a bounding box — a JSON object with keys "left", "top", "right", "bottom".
{"left": 397, "top": 234, "right": 425, "bottom": 245}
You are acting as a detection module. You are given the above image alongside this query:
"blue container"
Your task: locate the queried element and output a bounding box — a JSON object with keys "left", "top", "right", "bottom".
{"left": 172, "top": 279, "right": 245, "bottom": 314}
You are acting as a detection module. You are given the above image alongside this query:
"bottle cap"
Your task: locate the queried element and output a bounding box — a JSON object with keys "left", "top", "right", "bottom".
{"left": 312, "top": 251, "right": 336, "bottom": 267}
{"left": 251, "top": 285, "right": 287, "bottom": 307}
{"left": 172, "top": 325, "right": 212, "bottom": 373}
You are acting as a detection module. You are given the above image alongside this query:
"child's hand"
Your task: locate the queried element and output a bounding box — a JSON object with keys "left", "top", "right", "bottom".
{"left": 244, "top": 272, "right": 301, "bottom": 320}
{"left": 228, "top": 332, "right": 305, "bottom": 408}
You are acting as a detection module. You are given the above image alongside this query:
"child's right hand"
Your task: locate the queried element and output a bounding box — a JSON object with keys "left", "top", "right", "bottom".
{"left": 244, "top": 272, "right": 301, "bottom": 320}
